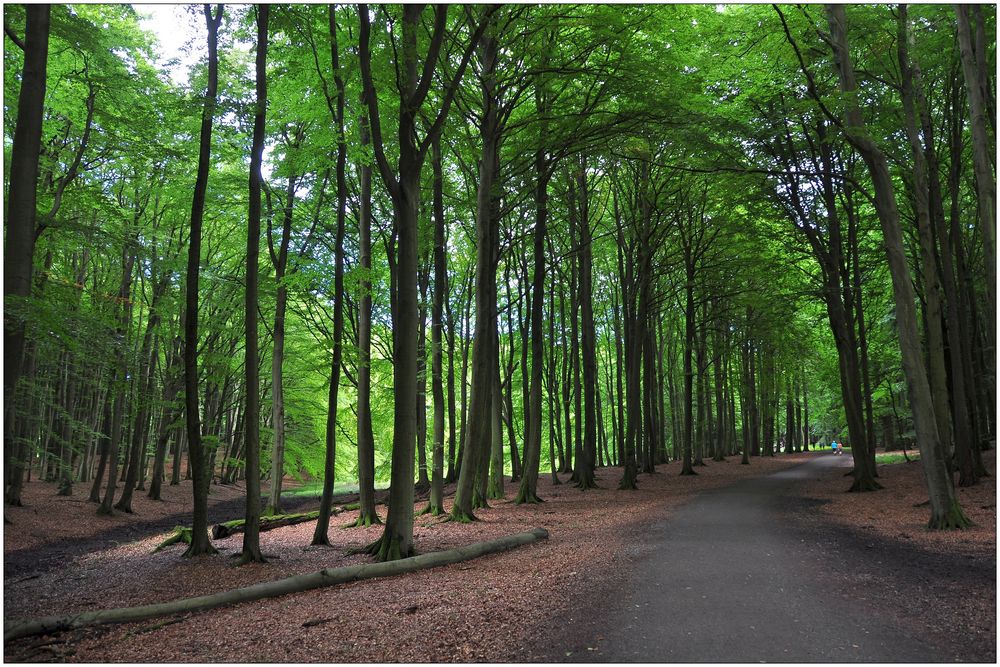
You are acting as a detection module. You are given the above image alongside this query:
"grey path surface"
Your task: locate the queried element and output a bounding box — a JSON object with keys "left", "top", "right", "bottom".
{"left": 547, "top": 455, "right": 951, "bottom": 663}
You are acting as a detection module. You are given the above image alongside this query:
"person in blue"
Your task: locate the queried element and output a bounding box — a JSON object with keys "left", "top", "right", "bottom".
{"left": 831, "top": 440, "right": 838, "bottom": 455}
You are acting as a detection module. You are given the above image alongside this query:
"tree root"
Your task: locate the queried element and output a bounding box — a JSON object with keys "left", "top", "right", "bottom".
{"left": 343, "top": 511, "right": 382, "bottom": 528}
{"left": 446, "top": 508, "right": 479, "bottom": 523}
{"left": 847, "top": 477, "right": 883, "bottom": 493}
{"left": 4, "top": 528, "right": 550, "bottom": 642}
{"left": 356, "top": 533, "right": 415, "bottom": 562}
{"left": 418, "top": 504, "right": 445, "bottom": 516}
{"left": 181, "top": 540, "right": 218, "bottom": 558}
{"left": 236, "top": 547, "right": 267, "bottom": 565}
{"left": 927, "top": 498, "right": 974, "bottom": 530}
{"left": 513, "top": 490, "right": 543, "bottom": 505}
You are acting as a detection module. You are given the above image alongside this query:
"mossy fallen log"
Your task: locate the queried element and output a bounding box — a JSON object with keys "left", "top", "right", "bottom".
{"left": 4, "top": 527, "right": 549, "bottom": 643}
{"left": 152, "top": 527, "right": 192, "bottom": 553}
{"left": 212, "top": 511, "right": 322, "bottom": 539}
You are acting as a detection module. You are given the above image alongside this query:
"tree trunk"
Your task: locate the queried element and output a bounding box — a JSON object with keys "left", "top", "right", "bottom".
{"left": 237, "top": 4, "right": 268, "bottom": 562}
{"left": 181, "top": 5, "right": 224, "bottom": 556}
{"left": 415, "top": 266, "right": 430, "bottom": 493}
{"left": 452, "top": 25, "right": 500, "bottom": 522}
{"left": 824, "top": 4, "right": 969, "bottom": 528}
{"left": 955, "top": 5, "right": 996, "bottom": 333}
{"left": 266, "top": 172, "right": 296, "bottom": 517}
{"left": 424, "top": 136, "right": 447, "bottom": 516}
{"left": 351, "top": 101, "right": 380, "bottom": 528}
{"left": 4, "top": 6, "right": 49, "bottom": 505}
{"left": 574, "top": 158, "right": 598, "bottom": 488}
{"left": 98, "top": 250, "right": 137, "bottom": 516}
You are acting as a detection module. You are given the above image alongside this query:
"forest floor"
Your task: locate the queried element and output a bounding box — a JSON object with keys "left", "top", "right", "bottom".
{"left": 3, "top": 449, "right": 995, "bottom": 662}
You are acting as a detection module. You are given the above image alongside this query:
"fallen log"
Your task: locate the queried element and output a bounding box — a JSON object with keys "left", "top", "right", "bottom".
{"left": 4, "top": 527, "right": 549, "bottom": 643}
{"left": 212, "top": 511, "right": 322, "bottom": 540}
{"left": 152, "top": 527, "right": 192, "bottom": 553}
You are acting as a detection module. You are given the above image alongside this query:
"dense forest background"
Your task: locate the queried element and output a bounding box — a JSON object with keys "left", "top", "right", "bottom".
{"left": 3, "top": 4, "right": 995, "bottom": 560}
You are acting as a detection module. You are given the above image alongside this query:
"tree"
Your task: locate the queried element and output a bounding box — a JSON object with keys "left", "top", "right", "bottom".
{"left": 312, "top": 4, "right": 348, "bottom": 547}
{"left": 239, "top": 3, "right": 268, "bottom": 565}
{"left": 182, "top": 3, "right": 225, "bottom": 557}
{"left": 821, "top": 4, "right": 969, "bottom": 528}
{"left": 4, "top": 5, "right": 50, "bottom": 507}
{"left": 358, "top": 4, "right": 490, "bottom": 558}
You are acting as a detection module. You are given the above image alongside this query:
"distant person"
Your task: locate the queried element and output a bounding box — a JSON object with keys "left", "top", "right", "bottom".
{"left": 830, "top": 440, "right": 837, "bottom": 454}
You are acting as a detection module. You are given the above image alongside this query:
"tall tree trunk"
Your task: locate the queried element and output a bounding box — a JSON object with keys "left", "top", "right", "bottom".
{"left": 824, "top": 4, "right": 969, "bottom": 528}
{"left": 351, "top": 100, "right": 380, "bottom": 528}
{"left": 4, "top": 5, "right": 49, "bottom": 505}
{"left": 148, "top": 335, "right": 182, "bottom": 500}
{"left": 181, "top": 4, "right": 224, "bottom": 556}
{"left": 239, "top": 4, "right": 268, "bottom": 562}
{"left": 266, "top": 172, "right": 297, "bottom": 517}
{"left": 98, "top": 250, "right": 137, "bottom": 515}
{"left": 424, "top": 136, "right": 447, "bottom": 515}
{"left": 898, "top": 7, "right": 975, "bottom": 485}
{"left": 574, "top": 158, "right": 598, "bottom": 488}
{"left": 680, "top": 261, "right": 697, "bottom": 476}
{"left": 955, "top": 5, "right": 996, "bottom": 333}
{"left": 452, "top": 26, "right": 500, "bottom": 522}
{"left": 896, "top": 5, "right": 956, "bottom": 474}
{"left": 415, "top": 266, "right": 430, "bottom": 493}
{"left": 488, "top": 336, "right": 504, "bottom": 500}
{"left": 357, "top": 3, "right": 488, "bottom": 557}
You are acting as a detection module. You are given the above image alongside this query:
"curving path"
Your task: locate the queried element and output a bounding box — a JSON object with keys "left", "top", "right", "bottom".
{"left": 544, "top": 455, "right": 953, "bottom": 663}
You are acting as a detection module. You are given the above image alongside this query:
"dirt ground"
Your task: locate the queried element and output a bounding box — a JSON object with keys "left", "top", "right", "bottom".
{"left": 3, "top": 450, "right": 995, "bottom": 662}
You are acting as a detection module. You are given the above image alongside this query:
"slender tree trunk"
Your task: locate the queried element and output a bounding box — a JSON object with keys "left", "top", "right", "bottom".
{"left": 516, "top": 132, "right": 549, "bottom": 506}
{"left": 180, "top": 5, "right": 224, "bottom": 556}
{"left": 424, "top": 136, "right": 447, "bottom": 516}
{"left": 574, "top": 159, "right": 598, "bottom": 488}
{"left": 98, "top": 250, "right": 136, "bottom": 515}
{"left": 680, "top": 262, "right": 697, "bottom": 476}
{"left": 352, "top": 101, "right": 379, "bottom": 528}
{"left": 266, "top": 173, "right": 296, "bottom": 516}
{"left": 237, "top": 4, "right": 268, "bottom": 561}
{"left": 415, "top": 266, "right": 431, "bottom": 493}
{"left": 148, "top": 338, "right": 180, "bottom": 501}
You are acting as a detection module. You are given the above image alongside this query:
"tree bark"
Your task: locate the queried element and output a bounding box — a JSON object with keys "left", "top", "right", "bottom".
{"left": 4, "top": 5, "right": 49, "bottom": 505}
{"left": 452, "top": 23, "right": 500, "bottom": 522}
{"left": 312, "top": 5, "right": 348, "bottom": 547}
{"left": 181, "top": 4, "right": 225, "bottom": 556}
{"left": 239, "top": 4, "right": 268, "bottom": 563}
{"left": 424, "top": 136, "right": 447, "bottom": 516}
{"left": 574, "top": 158, "right": 599, "bottom": 488}
{"left": 352, "top": 99, "right": 380, "bottom": 528}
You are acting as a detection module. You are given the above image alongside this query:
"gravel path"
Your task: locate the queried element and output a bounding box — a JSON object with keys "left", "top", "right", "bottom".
{"left": 540, "top": 455, "right": 957, "bottom": 662}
